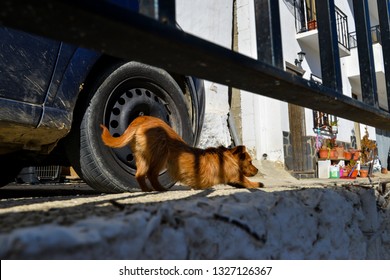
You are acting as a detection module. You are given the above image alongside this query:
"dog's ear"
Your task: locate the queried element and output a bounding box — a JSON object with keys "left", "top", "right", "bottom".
{"left": 230, "top": 145, "right": 246, "bottom": 155}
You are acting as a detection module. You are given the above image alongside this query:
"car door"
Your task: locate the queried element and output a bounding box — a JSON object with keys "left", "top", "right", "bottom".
{"left": 0, "top": 27, "right": 60, "bottom": 105}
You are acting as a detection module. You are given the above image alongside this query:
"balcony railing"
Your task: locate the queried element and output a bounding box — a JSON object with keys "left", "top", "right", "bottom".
{"left": 349, "top": 25, "right": 381, "bottom": 49}
{"left": 295, "top": 3, "right": 350, "bottom": 50}
{"left": 335, "top": 6, "right": 350, "bottom": 50}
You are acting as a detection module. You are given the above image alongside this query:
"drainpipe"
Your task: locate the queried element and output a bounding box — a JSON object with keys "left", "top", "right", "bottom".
{"left": 303, "top": 0, "right": 308, "bottom": 29}
{"left": 228, "top": 0, "right": 242, "bottom": 146}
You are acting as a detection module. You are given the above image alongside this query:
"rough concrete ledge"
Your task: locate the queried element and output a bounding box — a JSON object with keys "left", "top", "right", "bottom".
{"left": 1, "top": 185, "right": 389, "bottom": 259}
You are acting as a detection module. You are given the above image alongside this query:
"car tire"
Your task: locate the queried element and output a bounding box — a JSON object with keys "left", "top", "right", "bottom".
{"left": 67, "top": 62, "right": 193, "bottom": 193}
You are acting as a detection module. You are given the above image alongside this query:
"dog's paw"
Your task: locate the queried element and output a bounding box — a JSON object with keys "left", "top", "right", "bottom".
{"left": 249, "top": 182, "right": 264, "bottom": 189}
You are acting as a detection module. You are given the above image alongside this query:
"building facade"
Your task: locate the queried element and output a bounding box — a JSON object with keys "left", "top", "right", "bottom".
{"left": 177, "top": 0, "right": 390, "bottom": 175}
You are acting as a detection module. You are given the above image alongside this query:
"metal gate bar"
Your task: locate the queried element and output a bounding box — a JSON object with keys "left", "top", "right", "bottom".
{"left": 353, "top": 0, "right": 379, "bottom": 107}
{"left": 1, "top": 0, "right": 389, "bottom": 130}
{"left": 158, "top": 0, "right": 175, "bottom": 26}
{"left": 316, "top": 0, "right": 343, "bottom": 92}
{"left": 377, "top": 0, "right": 390, "bottom": 111}
{"left": 254, "top": 0, "right": 284, "bottom": 68}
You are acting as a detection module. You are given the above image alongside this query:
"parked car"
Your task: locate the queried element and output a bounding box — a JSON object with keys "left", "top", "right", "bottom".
{"left": 0, "top": 23, "right": 205, "bottom": 192}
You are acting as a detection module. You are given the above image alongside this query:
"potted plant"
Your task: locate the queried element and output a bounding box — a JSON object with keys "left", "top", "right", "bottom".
{"left": 328, "top": 137, "right": 339, "bottom": 159}
{"left": 360, "top": 126, "right": 377, "bottom": 166}
{"left": 330, "top": 120, "right": 338, "bottom": 134}
{"left": 344, "top": 160, "right": 358, "bottom": 178}
{"left": 308, "top": 20, "right": 317, "bottom": 30}
{"left": 342, "top": 163, "right": 351, "bottom": 178}
{"left": 318, "top": 138, "right": 337, "bottom": 159}
{"left": 343, "top": 150, "right": 352, "bottom": 160}
{"left": 319, "top": 147, "right": 329, "bottom": 159}
{"left": 319, "top": 138, "right": 328, "bottom": 159}
{"left": 359, "top": 169, "right": 368, "bottom": 178}
{"left": 349, "top": 148, "right": 361, "bottom": 161}
{"left": 335, "top": 144, "right": 344, "bottom": 159}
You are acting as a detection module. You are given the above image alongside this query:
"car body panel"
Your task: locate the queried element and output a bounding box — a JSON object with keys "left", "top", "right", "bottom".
{"left": 0, "top": 0, "right": 205, "bottom": 158}
{"left": 0, "top": 27, "right": 60, "bottom": 105}
{"left": 39, "top": 47, "right": 100, "bottom": 130}
{"left": 0, "top": 28, "right": 101, "bottom": 154}
{"left": 0, "top": 98, "right": 42, "bottom": 127}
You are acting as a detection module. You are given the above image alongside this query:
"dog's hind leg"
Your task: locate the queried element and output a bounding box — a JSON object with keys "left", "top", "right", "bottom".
{"left": 134, "top": 157, "right": 152, "bottom": 192}
{"left": 147, "top": 169, "right": 167, "bottom": 192}
{"left": 146, "top": 157, "right": 168, "bottom": 192}
{"left": 136, "top": 172, "right": 151, "bottom": 192}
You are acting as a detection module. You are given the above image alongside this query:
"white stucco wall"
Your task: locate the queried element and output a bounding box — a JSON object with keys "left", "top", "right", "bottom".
{"left": 176, "top": 0, "right": 233, "bottom": 148}
{"left": 236, "top": 0, "right": 257, "bottom": 152}
{"left": 236, "top": 0, "right": 285, "bottom": 161}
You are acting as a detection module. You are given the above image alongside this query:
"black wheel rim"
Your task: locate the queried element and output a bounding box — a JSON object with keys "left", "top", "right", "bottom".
{"left": 103, "top": 78, "right": 174, "bottom": 174}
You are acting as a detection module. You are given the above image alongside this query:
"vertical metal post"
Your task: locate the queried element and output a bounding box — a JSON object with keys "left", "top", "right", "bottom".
{"left": 377, "top": 0, "right": 390, "bottom": 111}
{"left": 315, "top": 0, "right": 343, "bottom": 92}
{"left": 254, "top": 0, "right": 283, "bottom": 68}
{"left": 353, "top": 0, "right": 378, "bottom": 108}
{"left": 158, "top": 0, "right": 176, "bottom": 26}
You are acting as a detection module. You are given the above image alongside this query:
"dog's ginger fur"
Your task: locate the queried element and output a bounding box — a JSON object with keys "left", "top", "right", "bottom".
{"left": 101, "top": 116, "right": 263, "bottom": 192}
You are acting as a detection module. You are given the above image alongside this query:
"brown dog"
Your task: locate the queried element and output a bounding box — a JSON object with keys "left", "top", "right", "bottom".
{"left": 100, "top": 116, "right": 263, "bottom": 192}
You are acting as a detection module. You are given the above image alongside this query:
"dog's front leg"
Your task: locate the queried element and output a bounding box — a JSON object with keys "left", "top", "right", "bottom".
{"left": 228, "top": 177, "right": 264, "bottom": 189}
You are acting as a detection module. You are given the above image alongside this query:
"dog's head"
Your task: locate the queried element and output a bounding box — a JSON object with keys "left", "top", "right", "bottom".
{"left": 230, "top": 145, "right": 258, "bottom": 177}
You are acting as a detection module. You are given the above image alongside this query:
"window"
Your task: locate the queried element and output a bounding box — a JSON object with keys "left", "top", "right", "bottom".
{"left": 313, "top": 110, "right": 337, "bottom": 134}
{"left": 311, "top": 74, "right": 338, "bottom": 135}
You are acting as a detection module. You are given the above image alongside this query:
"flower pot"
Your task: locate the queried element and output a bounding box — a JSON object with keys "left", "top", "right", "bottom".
{"left": 308, "top": 20, "right": 317, "bottom": 30}
{"left": 359, "top": 169, "right": 368, "bottom": 178}
{"left": 352, "top": 151, "right": 360, "bottom": 160}
{"left": 330, "top": 149, "right": 338, "bottom": 159}
{"left": 341, "top": 168, "right": 350, "bottom": 178}
{"left": 335, "top": 147, "right": 344, "bottom": 159}
{"left": 350, "top": 169, "right": 358, "bottom": 179}
{"left": 343, "top": 151, "right": 352, "bottom": 160}
{"left": 319, "top": 149, "right": 329, "bottom": 159}
{"left": 361, "top": 165, "right": 369, "bottom": 171}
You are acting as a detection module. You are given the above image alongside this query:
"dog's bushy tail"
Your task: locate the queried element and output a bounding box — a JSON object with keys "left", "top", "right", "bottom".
{"left": 100, "top": 124, "right": 134, "bottom": 148}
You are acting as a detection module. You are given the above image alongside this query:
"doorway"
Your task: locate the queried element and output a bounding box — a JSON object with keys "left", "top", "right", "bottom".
{"left": 285, "top": 62, "right": 315, "bottom": 178}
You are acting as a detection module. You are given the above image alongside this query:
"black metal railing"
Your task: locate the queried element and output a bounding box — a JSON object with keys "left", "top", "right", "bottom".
{"left": 335, "top": 6, "right": 350, "bottom": 50}
{"left": 350, "top": 25, "right": 382, "bottom": 48}
{"left": 295, "top": 3, "right": 350, "bottom": 50}
{"left": 0, "top": 0, "right": 389, "bottom": 130}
